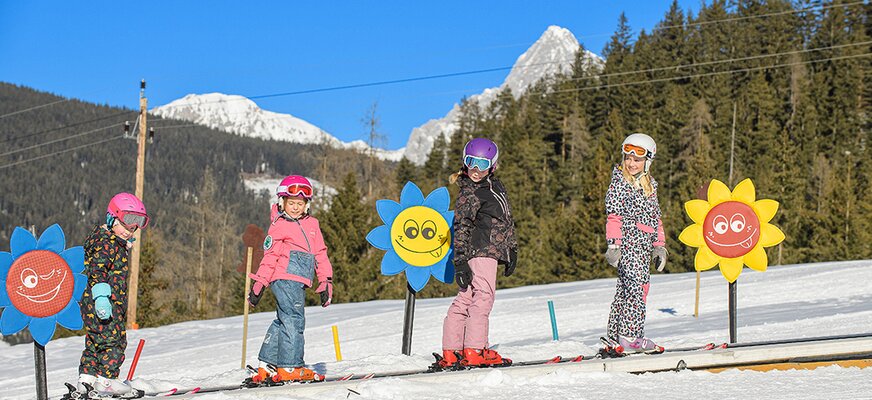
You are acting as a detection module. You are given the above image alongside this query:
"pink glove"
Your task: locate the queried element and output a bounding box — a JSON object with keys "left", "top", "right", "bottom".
{"left": 316, "top": 278, "right": 333, "bottom": 307}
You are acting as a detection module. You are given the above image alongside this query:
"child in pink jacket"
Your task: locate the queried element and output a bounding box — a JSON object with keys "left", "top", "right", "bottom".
{"left": 246, "top": 175, "right": 333, "bottom": 384}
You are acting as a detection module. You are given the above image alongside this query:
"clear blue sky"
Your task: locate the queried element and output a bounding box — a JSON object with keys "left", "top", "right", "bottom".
{"left": 0, "top": 1, "right": 697, "bottom": 150}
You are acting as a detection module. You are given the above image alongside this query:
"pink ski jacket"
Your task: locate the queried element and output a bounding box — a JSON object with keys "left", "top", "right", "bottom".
{"left": 249, "top": 204, "right": 333, "bottom": 288}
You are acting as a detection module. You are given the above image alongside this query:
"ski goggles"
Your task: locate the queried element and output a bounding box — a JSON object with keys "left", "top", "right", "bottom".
{"left": 463, "top": 155, "right": 493, "bottom": 171}
{"left": 622, "top": 144, "right": 653, "bottom": 159}
{"left": 117, "top": 212, "right": 149, "bottom": 230}
{"left": 277, "top": 183, "right": 313, "bottom": 199}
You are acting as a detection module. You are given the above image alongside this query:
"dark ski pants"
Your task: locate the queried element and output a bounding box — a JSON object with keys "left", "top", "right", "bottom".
{"left": 79, "top": 325, "right": 127, "bottom": 379}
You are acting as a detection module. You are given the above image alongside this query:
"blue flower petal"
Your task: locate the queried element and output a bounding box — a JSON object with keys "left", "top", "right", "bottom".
{"left": 443, "top": 211, "right": 455, "bottom": 226}
{"left": 0, "top": 289, "right": 9, "bottom": 307}
{"left": 10, "top": 227, "right": 37, "bottom": 258}
{"left": 400, "top": 182, "right": 425, "bottom": 208}
{"left": 73, "top": 274, "right": 87, "bottom": 301}
{"left": 423, "top": 187, "right": 450, "bottom": 212}
{"left": 366, "top": 226, "right": 392, "bottom": 250}
{"left": 0, "top": 307, "right": 31, "bottom": 335}
{"left": 375, "top": 200, "right": 403, "bottom": 226}
{"left": 37, "top": 224, "right": 66, "bottom": 253}
{"left": 29, "top": 316, "right": 57, "bottom": 346}
{"left": 56, "top": 301, "right": 83, "bottom": 331}
{"left": 406, "top": 266, "right": 431, "bottom": 292}
{"left": 381, "top": 250, "right": 409, "bottom": 276}
{"left": 430, "top": 256, "right": 454, "bottom": 284}
{"left": 61, "top": 246, "right": 86, "bottom": 274}
{"left": 0, "top": 252, "right": 13, "bottom": 281}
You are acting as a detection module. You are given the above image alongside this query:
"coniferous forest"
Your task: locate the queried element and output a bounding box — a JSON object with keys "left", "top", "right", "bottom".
{"left": 1, "top": 0, "right": 869, "bottom": 336}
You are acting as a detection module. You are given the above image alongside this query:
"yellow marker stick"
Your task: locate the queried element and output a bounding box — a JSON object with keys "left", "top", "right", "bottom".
{"left": 332, "top": 325, "right": 342, "bottom": 361}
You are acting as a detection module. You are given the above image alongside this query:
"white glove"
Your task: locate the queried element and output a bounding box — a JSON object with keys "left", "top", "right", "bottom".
{"left": 604, "top": 245, "right": 621, "bottom": 268}
{"left": 652, "top": 246, "right": 668, "bottom": 272}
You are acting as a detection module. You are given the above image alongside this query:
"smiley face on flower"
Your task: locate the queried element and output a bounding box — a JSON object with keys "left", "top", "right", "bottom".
{"left": 703, "top": 202, "right": 761, "bottom": 259}
{"left": 1, "top": 224, "right": 86, "bottom": 346}
{"left": 679, "top": 179, "right": 785, "bottom": 283}
{"left": 367, "top": 182, "right": 454, "bottom": 292}
{"left": 390, "top": 206, "right": 451, "bottom": 266}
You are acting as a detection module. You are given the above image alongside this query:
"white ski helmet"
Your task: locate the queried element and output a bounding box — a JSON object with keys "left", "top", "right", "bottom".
{"left": 621, "top": 133, "right": 657, "bottom": 172}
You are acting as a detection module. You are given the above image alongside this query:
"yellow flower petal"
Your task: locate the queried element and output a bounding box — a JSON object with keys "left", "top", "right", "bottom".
{"left": 752, "top": 199, "right": 779, "bottom": 223}
{"left": 695, "top": 246, "right": 721, "bottom": 271}
{"left": 707, "top": 179, "right": 732, "bottom": 206}
{"left": 760, "top": 223, "right": 786, "bottom": 247}
{"left": 679, "top": 224, "right": 705, "bottom": 247}
{"left": 685, "top": 200, "right": 711, "bottom": 225}
{"left": 719, "top": 257, "right": 745, "bottom": 283}
{"left": 731, "top": 178, "right": 756, "bottom": 203}
{"left": 743, "top": 245, "right": 768, "bottom": 272}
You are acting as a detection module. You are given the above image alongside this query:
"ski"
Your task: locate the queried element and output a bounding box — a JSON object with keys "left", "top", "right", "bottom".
{"left": 60, "top": 382, "right": 145, "bottom": 400}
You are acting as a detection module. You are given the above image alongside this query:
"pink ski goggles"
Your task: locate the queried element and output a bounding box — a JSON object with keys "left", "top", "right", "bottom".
{"left": 277, "top": 183, "right": 313, "bottom": 199}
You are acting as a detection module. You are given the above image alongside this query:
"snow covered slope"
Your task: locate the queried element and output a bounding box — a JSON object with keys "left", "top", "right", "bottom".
{"left": 152, "top": 93, "right": 405, "bottom": 162}
{"left": 403, "top": 25, "right": 604, "bottom": 165}
{"left": 2, "top": 260, "right": 871, "bottom": 399}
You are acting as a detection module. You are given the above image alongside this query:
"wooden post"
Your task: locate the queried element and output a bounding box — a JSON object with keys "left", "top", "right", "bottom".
{"left": 694, "top": 271, "right": 701, "bottom": 318}
{"left": 241, "top": 247, "right": 253, "bottom": 369}
{"left": 128, "top": 80, "right": 147, "bottom": 330}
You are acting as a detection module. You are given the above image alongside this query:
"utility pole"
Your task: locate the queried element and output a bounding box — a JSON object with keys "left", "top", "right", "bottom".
{"left": 128, "top": 79, "right": 147, "bottom": 330}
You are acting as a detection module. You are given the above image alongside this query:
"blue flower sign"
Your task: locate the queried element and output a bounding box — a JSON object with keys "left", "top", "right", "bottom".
{"left": 366, "top": 182, "right": 454, "bottom": 292}
{"left": 1, "top": 224, "right": 86, "bottom": 346}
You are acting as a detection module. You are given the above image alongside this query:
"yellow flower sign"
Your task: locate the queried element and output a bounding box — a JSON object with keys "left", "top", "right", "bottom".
{"left": 678, "top": 179, "right": 785, "bottom": 283}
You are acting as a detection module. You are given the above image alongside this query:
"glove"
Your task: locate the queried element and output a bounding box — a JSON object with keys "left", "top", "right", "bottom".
{"left": 316, "top": 278, "right": 333, "bottom": 307}
{"left": 652, "top": 246, "right": 668, "bottom": 272}
{"left": 248, "top": 282, "right": 265, "bottom": 307}
{"left": 455, "top": 260, "right": 472, "bottom": 290}
{"left": 91, "top": 283, "right": 113, "bottom": 320}
{"left": 605, "top": 245, "right": 621, "bottom": 268}
{"left": 504, "top": 249, "right": 517, "bottom": 277}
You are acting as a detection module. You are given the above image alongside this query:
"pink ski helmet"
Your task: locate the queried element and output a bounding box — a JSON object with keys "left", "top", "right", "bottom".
{"left": 276, "top": 175, "right": 314, "bottom": 200}
{"left": 107, "top": 192, "right": 150, "bottom": 229}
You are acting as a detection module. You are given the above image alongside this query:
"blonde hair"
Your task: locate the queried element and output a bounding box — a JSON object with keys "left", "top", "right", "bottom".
{"left": 621, "top": 165, "right": 654, "bottom": 197}
{"left": 449, "top": 170, "right": 463, "bottom": 185}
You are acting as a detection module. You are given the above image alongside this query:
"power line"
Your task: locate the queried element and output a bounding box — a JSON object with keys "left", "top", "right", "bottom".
{"left": 0, "top": 135, "right": 124, "bottom": 170}
{"left": 544, "top": 52, "right": 871, "bottom": 95}
{"left": 0, "top": 122, "right": 126, "bottom": 158}
{"left": 0, "top": 99, "right": 72, "bottom": 119}
{"left": 153, "top": 2, "right": 866, "bottom": 111}
{"left": 566, "top": 40, "right": 872, "bottom": 83}
{"left": 0, "top": 121, "right": 199, "bottom": 170}
{"left": 647, "top": 0, "right": 866, "bottom": 34}
{"left": 0, "top": 110, "right": 134, "bottom": 144}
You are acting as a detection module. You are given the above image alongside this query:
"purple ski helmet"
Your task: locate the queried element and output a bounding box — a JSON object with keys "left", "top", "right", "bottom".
{"left": 462, "top": 138, "right": 499, "bottom": 172}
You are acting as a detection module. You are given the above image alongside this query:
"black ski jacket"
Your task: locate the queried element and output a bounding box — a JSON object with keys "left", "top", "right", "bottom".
{"left": 452, "top": 174, "right": 518, "bottom": 266}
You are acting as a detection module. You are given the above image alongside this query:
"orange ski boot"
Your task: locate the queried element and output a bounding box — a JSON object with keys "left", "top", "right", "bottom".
{"left": 271, "top": 367, "right": 325, "bottom": 383}
{"left": 431, "top": 350, "right": 462, "bottom": 371}
{"left": 249, "top": 367, "right": 272, "bottom": 385}
{"left": 460, "top": 348, "right": 513, "bottom": 367}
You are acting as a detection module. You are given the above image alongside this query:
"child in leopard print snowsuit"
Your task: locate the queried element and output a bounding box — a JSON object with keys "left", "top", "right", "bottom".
{"left": 604, "top": 133, "right": 668, "bottom": 353}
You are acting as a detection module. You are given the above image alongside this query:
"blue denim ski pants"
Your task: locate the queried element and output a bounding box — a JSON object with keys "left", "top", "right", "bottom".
{"left": 258, "top": 279, "right": 306, "bottom": 368}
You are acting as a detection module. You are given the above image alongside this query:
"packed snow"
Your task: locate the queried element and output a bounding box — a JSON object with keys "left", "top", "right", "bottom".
{"left": 2, "top": 260, "right": 871, "bottom": 399}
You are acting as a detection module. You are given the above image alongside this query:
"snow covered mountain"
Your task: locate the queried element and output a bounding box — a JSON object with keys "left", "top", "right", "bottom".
{"left": 152, "top": 93, "right": 405, "bottom": 161}
{"left": 403, "top": 25, "right": 603, "bottom": 165}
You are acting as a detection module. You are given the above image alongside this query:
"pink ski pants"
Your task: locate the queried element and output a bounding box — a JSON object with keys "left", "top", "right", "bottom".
{"left": 442, "top": 257, "right": 498, "bottom": 350}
